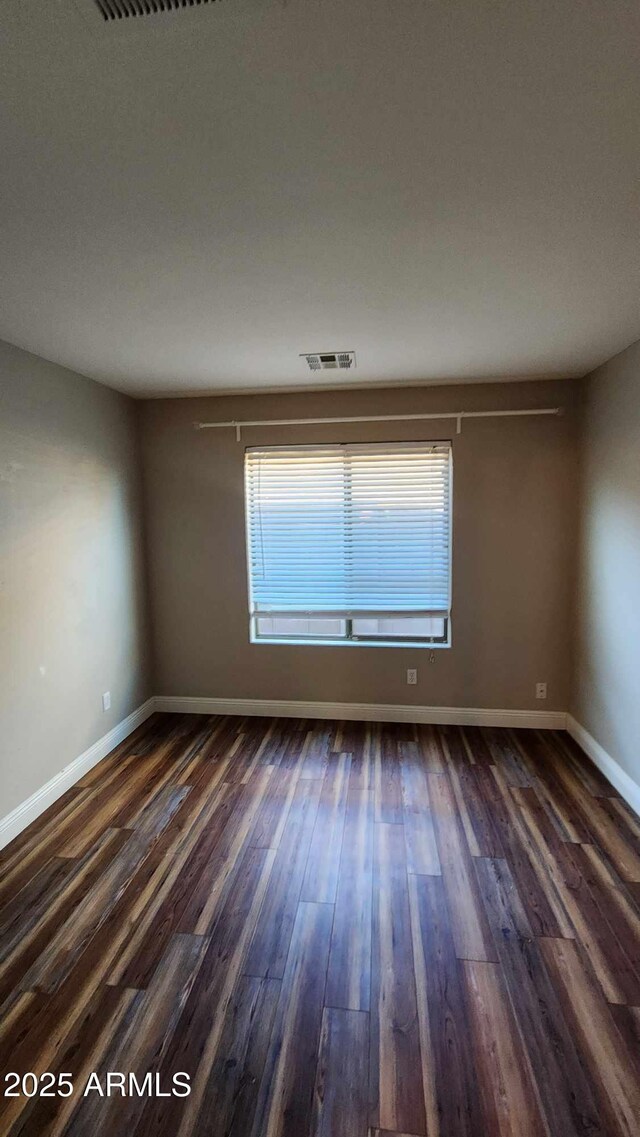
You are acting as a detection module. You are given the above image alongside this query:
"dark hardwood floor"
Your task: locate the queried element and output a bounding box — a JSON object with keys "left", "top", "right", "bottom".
{"left": 1, "top": 713, "right": 640, "bottom": 1137}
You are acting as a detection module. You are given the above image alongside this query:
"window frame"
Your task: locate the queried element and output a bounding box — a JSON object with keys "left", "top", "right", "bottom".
{"left": 249, "top": 613, "right": 451, "bottom": 648}
{"left": 245, "top": 438, "right": 453, "bottom": 649}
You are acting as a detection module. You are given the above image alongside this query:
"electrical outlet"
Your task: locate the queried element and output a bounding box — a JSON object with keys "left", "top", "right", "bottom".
{"left": 102, "top": 691, "right": 111, "bottom": 712}
{"left": 535, "top": 682, "right": 547, "bottom": 700}
{"left": 407, "top": 668, "right": 417, "bottom": 686}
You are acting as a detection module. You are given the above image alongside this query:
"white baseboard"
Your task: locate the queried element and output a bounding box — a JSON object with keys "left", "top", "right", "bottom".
{"left": 154, "top": 695, "right": 566, "bottom": 730}
{"left": 566, "top": 714, "right": 640, "bottom": 816}
{"left": 0, "top": 698, "right": 156, "bottom": 852}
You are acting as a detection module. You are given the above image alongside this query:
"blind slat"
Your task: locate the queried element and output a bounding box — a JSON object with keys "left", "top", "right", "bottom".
{"left": 245, "top": 442, "right": 452, "bottom": 617}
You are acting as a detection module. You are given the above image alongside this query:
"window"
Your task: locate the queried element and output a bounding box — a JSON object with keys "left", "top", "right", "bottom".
{"left": 245, "top": 441, "right": 452, "bottom": 646}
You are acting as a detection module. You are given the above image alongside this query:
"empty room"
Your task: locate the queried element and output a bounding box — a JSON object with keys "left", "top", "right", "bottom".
{"left": 1, "top": 2, "right": 640, "bottom": 1136}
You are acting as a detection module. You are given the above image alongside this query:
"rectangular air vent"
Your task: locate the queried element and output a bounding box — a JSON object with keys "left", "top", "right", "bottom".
{"left": 92, "top": 0, "right": 219, "bottom": 20}
{"left": 301, "top": 351, "right": 356, "bottom": 372}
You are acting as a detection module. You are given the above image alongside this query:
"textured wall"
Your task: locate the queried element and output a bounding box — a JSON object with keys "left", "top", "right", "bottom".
{"left": 0, "top": 340, "right": 151, "bottom": 815}
{"left": 572, "top": 337, "right": 640, "bottom": 787}
{"left": 141, "top": 378, "right": 579, "bottom": 712}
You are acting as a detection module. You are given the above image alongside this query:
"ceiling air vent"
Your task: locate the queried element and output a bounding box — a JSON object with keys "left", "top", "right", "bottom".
{"left": 301, "top": 351, "right": 356, "bottom": 372}
{"left": 92, "top": 0, "right": 219, "bottom": 21}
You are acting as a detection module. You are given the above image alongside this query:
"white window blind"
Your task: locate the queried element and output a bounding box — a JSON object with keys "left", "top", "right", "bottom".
{"left": 245, "top": 441, "right": 452, "bottom": 620}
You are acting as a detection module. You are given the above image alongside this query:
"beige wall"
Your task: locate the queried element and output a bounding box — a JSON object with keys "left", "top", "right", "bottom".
{"left": 0, "top": 340, "right": 151, "bottom": 816}
{"left": 141, "top": 378, "right": 579, "bottom": 712}
{"left": 572, "top": 338, "right": 640, "bottom": 787}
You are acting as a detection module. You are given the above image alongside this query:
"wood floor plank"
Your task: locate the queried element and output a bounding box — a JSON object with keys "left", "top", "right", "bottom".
{"left": 0, "top": 828, "right": 130, "bottom": 1009}
{"left": 24, "top": 787, "right": 190, "bottom": 994}
{"left": 547, "top": 841, "right": 640, "bottom": 1005}
{"left": 258, "top": 725, "right": 306, "bottom": 773}
{"left": 580, "top": 797, "right": 640, "bottom": 883}
{"left": 249, "top": 901, "right": 334, "bottom": 1137}
{"left": 8, "top": 985, "right": 139, "bottom": 1137}
{"left": 374, "top": 728, "right": 403, "bottom": 823}
{"left": 607, "top": 797, "right": 640, "bottom": 847}
{"left": 301, "top": 752, "right": 351, "bottom": 904}
{"left": 191, "top": 767, "right": 275, "bottom": 935}
{"left": 0, "top": 978, "right": 128, "bottom": 1135}
{"left": 370, "top": 822, "right": 426, "bottom": 1136}
{"left": 134, "top": 843, "right": 276, "bottom": 1137}
{"left": 347, "top": 725, "right": 371, "bottom": 780}
{"left": 368, "top": 1132, "right": 424, "bottom": 1137}
{"left": 443, "top": 733, "right": 504, "bottom": 858}
{"left": 63, "top": 932, "right": 208, "bottom": 1137}
{"left": 610, "top": 1005, "right": 640, "bottom": 1080}
{"left": 462, "top": 958, "right": 545, "bottom": 1137}
{"left": 515, "top": 731, "right": 591, "bottom": 843}
{"left": 106, "top": 755, "right": 240, "bottom": 988}
{"left": 0, "top": 990, "right": 38, "bottom": 1075}
{"left": 486, "top": 766, "right": 574, "bottom": 937}
{"left": 1, "top": 713, "right": 638, "bottom": 1137}
{"left": 581, "top": 842, "right": 640, "bottom": 935}
{"left": 548, "top": 729, "right": 620, "bottom": 800}
{"left": 310, "top": 1007, "right": 369, "bottom": 1137}
{"left": 540, "top": 936, "right": 640, "bottom": 1137}
{"left": 428, "top": 772, "right": 497, "bottom": 962}
{"left": 178, "top": 974, "right": 281, "bottom": 1137}
{"left": 299, "top": 724, "right": 332, "bottom": 779}
{"left": 400, "top": 742, "right": 440, "bottom": 874}
{"left": 112, "top": 781, "right": 244, "bottom": 988}
{"left": 335, "top": 719, "right": 368, "bottom": 769}
{"left": 511, "top": 783, "right": 566, "bottom": 853}
{"left": 325, "top": 779, "right": 373, "bottom": 1011}
{"left": 481, "top": 726, "right": 532, "bottom": 784}
{"left": 58, "top": 749, "right": 169, "bottom": 858}
{"left": 234, "top": 718, "right": 279, "bottom": 783}
{"left": 108, "top": 717, "right": 214, "bottom": 827}
{"left": 0, "top": 785, "right": 112, "bottom": 877}
{"left": 415, "top": 724, "right": 446, "bottom": 772}
{"left": 474, "top": 856, "right": 605, "bottom": 1136}
{"left": 0, "top": 788, "right": 95, "bottom": 908}
{"left": 0, "top": 856, "right": 79, "bottom": 957}
{"left": 539, "top": 733, "right": 631, "bottom": 835}
{"left": 184, "top": 715, "right": 243, "bottom": 781}
{"left": 244, "top": 778, "right": 322, "bottom": 980}
{"left": 408, "top": 872, "right": 482, "bottom": 1137}
{"left": 0, "top": 821, "right": 219, "bottom": 1127}
{"left": 458, "top": 725, "right": 494, "bottom": 769}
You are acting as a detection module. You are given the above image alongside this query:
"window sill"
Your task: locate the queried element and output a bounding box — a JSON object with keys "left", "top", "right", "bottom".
{"left": 250, "top": 636, "right": 451, "bottom": 650}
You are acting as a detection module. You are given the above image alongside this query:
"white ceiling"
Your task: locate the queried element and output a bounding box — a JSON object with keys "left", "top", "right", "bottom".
{"left": 1, "top": 0, "right": 639, "bottom": 397}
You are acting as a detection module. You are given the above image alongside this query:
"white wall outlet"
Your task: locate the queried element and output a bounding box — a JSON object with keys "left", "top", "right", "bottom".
{"left": 535, "top": 682, "right": 547, "bottom": 700}
{"left": 407, "top": 668, "right": 417, "bottom": 685}
{"left": 102, "top": 691, "right": 111, "bottom": 712}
